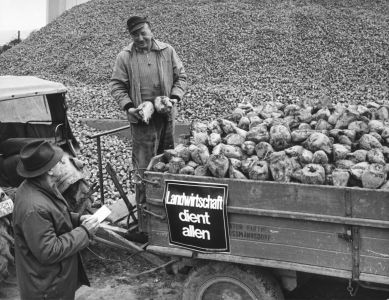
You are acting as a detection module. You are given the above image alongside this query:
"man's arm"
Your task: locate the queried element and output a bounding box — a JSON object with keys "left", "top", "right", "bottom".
{"left": 70, "top": 212, "right": 81, "bottom": 227}
{"left": 110, "top": 51, "right": 134, "bottom": 111}
{"left": 22, "top": 210, "right": 90, "bottom": 265}
{"left": 170, "top": 47, "right": 187, "bottom": 101}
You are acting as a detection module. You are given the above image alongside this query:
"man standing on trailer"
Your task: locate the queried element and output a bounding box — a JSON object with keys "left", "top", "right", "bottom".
{"left": 110, "top": 16, "right": 187, "bottom": 205}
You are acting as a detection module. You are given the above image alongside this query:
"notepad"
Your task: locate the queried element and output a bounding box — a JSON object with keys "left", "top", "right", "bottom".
{"left": 93, "top": 205, "right": 112, "bottom": 223}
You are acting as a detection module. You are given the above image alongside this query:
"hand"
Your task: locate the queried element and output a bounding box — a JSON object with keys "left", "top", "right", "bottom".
{"left": 81, "top": 215, "right": 100, "bottom": 236}
{"left": 80, "top": 214, "right": 92, "bottom": 222}
{"left": 126, "top": 107, "right": 142, "bottom": 123}
{"left": 169, "top": 97, "right": 178, "bottom": 105}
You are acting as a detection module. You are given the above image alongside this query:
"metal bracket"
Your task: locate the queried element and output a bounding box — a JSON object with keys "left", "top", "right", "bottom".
{"left": 342, "top": 190, "right": 361, "bottom": 290}
{"left": 142, "top": 207, "right": 166, "bottom": 221}
{"left": 337, "top": 229, "right": 352, "bottom": 242}
{"left": 351, "top": 226, "right": 361, "bottom": 282}
{"left": 338, "top": 190, "right": 353, "bottom": 242}
{"left": 130, "top": 171, "right": 160, "bottom": 187}
{"left": 347, "top": 279, "right": 360, "bottom": 297}
{"left": 344, "top": 190, "right": 352, "bottom": 215}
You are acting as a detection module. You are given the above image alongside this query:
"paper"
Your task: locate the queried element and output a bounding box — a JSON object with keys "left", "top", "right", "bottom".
{"left": 93, "top": 205, "right": 111, "bottom": 223}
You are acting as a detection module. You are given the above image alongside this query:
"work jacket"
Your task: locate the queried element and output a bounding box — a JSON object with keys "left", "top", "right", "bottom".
{"left": 13, "top": 178, "right": 90, "bottom": 300}
{"left": 110, "top": 39, "right": 187, "bottom": 110}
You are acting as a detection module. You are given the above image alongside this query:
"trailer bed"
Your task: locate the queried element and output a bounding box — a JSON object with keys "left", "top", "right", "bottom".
{"left": 143, "top": 164, "right": 389, "bottom": 285}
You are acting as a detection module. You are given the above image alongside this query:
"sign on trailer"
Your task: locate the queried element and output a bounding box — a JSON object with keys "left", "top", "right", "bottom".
{"left": 163, "top": 180, "right": 229, "bottom": 252}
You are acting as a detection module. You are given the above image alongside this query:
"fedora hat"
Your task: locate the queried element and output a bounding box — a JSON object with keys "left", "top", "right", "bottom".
{"left": 127, "top": 16, "right": 149, "bottom": 33}
{"left": 17, "top": 140, "right": 64, "bottom": 178}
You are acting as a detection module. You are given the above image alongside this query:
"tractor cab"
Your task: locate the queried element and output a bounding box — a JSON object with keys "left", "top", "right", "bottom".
{"left": 0, "top": 76, "right": 79, "bottom": 187}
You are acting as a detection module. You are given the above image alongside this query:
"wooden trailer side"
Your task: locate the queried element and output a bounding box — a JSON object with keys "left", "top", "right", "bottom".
{"left": 144, "top": 172, "right": 389, "bottom": 285}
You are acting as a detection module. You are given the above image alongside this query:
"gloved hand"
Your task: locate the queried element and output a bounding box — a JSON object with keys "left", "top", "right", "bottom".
{"left": 169, "top": 98, "right": 178, "bottom": 105}
{"left": 154, "top": 96, "right": 178, "bottom": 114}
{"left": 126, "top": 107, "right": 142, "bottom": 123}
{"left": 169, "top": 95, "right": 180, "bottom": 105}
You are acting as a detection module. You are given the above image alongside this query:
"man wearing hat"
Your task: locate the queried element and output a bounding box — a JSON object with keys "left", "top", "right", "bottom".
{"left": 110, "top": 16, "right": 187, "bottom": 224}
{"left": 13, "top": 140, "right": 100, "bottom": 300}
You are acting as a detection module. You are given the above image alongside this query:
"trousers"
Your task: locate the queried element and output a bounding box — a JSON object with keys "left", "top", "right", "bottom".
{"left": 131, "top": 111, "right": 175, "bottom": 231}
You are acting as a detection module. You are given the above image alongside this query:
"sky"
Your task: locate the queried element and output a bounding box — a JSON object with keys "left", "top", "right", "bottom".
{"left": 0, "top": 0, "right": 46, "bottom": 45}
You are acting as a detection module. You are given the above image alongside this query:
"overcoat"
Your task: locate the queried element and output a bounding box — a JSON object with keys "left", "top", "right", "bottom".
{"left": 13, "top": 178, "right": 90, "bottom": 300}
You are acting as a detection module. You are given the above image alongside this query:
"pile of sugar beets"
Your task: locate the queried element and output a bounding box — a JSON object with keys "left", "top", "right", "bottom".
{"left": 152, "top": 100, "right": 389, "bottom": 189}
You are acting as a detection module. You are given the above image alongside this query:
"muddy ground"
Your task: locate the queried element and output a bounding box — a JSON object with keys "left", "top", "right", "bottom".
{"left": 1, "top": 242, "right": 388, "bottom": 300}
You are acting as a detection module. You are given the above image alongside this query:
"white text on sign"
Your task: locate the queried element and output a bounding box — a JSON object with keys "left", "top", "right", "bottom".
{"left": 165, "top": 191, "right": 223, "bottom": 210}
{"left": 183, "top": 225, "right": 210, "bottom": 240}
{"left": 179, "top": 209, "right": 211, "bottom": 224}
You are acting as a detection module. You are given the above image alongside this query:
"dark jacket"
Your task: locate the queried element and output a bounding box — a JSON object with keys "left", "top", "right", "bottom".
{"left": 13, "top": 178, "right": 90, "bottom": 300}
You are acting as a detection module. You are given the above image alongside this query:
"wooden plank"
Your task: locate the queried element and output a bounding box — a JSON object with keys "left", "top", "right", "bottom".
{"left": 146, "top": 173, "right": 389, "bottom": 220}
{"left": 359, "top": 273, "right": 389, "bottom": 285}
{"left": 148, "top": 196, "right": 389, "bottom": 228}
{"left": 359, "top": 228, "right": 389, "bottom": 277}
{"left": 360, "top": 227, "right": 389, "bottom": 239}
{"left": 147, "top": 201, "right": 349, "bottom": 234}
{"left": 149, "top": 225, "right": 350, "bottom": 254}
{"left": 99, "top": 223, "right": 128, "bottom": 235}
{"left": 360, "top": 255, "right": 389, "bottom": 277}
{"left": 147, "top": 200, "right": 351, "bottom": 252}
{"left": 145, "top": 174, "right": 346, "bottom": 216}
{"left": 147, "top": 244, "right": 193, "bottom": 257}
{"left": 148, "top": 228, "right": 351, "bottom": 271}
{"left": 229, "top": 213, "right": 347, "bottom": 234}
{"left": 229, "top": 240, "right": 351, "bottom": 271}
{"left": 228, "top": 222, "right": 350, "bottom": 253}
{"left": 147, "top": 244, "right": 352, "bottom": 278}
{"left": 96, "top": 226, "right": 166, "bottom": 266}
{"left": 147, "top": 244, "right": 389, "bottom": 285}
{"left": 228, "top": 206, "right": 389, "bottom": 228}
{"left": 360, "top": 236, "right": 389, "bottom": 258}
{"left": 351, "top": 189, "right": 389, "bottom": 221}
{"left": 106, "top": 198, "right": 132, "bottom": 223}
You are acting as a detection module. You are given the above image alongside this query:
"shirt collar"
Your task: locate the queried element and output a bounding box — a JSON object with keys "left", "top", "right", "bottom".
{"left": 124, "top": 39, "right": 168, "bottom": 52}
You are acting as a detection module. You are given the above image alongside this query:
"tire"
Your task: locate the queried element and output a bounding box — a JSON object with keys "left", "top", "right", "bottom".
{"left": 182, "top": 262, "right": 284, "bottom": 300}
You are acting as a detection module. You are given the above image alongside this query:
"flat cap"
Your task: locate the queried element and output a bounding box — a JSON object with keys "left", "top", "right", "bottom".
{"left": 127, "top": 16, "right": 149, "bottom": 33}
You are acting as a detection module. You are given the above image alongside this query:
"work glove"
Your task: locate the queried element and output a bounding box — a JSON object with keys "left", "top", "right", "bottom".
{"left": 154, "top": 96, "right": 177, "bottom": 114}
{"left": 169, "top": 95, "right": 180, "bottom": 105}
{"left": 126, "top": 107, "right": 142, "bottom": 123}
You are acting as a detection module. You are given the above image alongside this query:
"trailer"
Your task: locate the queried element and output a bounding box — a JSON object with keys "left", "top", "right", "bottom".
{"left": 85, "top": 121, "right": 389, "bottom": 299}
{"left": 131, "top": 154, "right": 389, "bottom": 299}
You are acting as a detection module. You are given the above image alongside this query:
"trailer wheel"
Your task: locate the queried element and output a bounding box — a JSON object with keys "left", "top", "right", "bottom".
{"left": 182, "top": 262, "right": 284, "bottom": 300}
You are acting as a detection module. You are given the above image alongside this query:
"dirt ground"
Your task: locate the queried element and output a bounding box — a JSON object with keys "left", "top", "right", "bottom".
{"left": 1, "top": 243, "right": 388, "bottom": 300}
{"left": 0, "top": 243, "right": 185, "bottom": 300}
